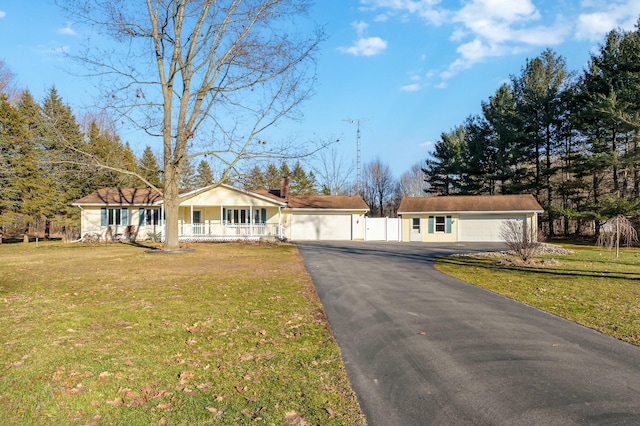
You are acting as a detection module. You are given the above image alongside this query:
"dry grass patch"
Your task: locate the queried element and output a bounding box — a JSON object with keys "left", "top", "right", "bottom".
{"left": 436, "top": 244, "right": 640, "bottom": 346}
{"left": 0, "top": 242, "right": 365, "bottom": 425}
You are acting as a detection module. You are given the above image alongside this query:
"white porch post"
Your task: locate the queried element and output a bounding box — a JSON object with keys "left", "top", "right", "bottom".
{"left": 249, "top": 205, "right": 253, "bottom": 237}
{"left": 190, "top": 205, "right": 193, "bottom": 236}
{"left": 278, "top": 207, "right": 282, "bottom": 239}
{"left": 161, "top": 204, "right": 165, "bottom": 237}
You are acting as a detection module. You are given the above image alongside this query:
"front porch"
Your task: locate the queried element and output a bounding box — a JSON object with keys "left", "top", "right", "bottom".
{"left": 159, "top": 223, "right": 283, "bottom": 242}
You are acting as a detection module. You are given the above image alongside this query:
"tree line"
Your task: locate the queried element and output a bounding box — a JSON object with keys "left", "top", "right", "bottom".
{"left": 423, "top": 22, "right": 640, "bottom": 236}
{"left": 0, "top": 85, "right": 218, "bottom": 238}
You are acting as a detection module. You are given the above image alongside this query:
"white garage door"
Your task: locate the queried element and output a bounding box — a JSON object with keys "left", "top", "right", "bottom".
{"left": 458, "top": 215, "right": 523, "bottom": 242}
{"left": 291, "top": 213, "right": 352, "bottom": 240}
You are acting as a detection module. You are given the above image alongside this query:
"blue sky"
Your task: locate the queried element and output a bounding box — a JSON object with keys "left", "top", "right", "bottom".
{"left": 2, "top": 0, "right": 640, "bottom": 181}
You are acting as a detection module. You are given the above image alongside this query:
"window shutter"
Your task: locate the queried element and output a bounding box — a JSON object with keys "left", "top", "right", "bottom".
{"left": 428, "top": 216, "right": 434, "bottom": 233}
{"left": 122, "top": 208, "right": 129, "bottom": 226}
{"left": 139, "top": 208, "right": 145, "bottom": 226}
{"left": 101, "top": 208, "right": 107, "bottom": 226}
{"left": 261, "top": 208, "right": 266, "bottom": 224}
{"left": 446, "top": 216, "right": 452, "bottom": 234}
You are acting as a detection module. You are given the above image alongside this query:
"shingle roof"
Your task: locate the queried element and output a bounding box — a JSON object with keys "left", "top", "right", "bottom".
{"left": 397, "top": 194, "right": 543, "bottom": 213}
{"left": 286, "top": 195, "right": 369, "bottom": 210}
{"left": 72, "top": 188, "right": 163, "bottom": 206}
{"left": 73, "top": 187, "right": 370, "bottom": 211}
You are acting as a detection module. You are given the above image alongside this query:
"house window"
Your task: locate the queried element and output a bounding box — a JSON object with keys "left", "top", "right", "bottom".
{"left": 412, "top": 217, "right": 420, "bottom": 230}
{"left": 428, "top": 215, "right": 452, "bottom": 234}
{"left": 101, "top": 208, "right": 128, "bottom": 226}
{"left": 141, "top": 208, "right": 160, "bottom": 225}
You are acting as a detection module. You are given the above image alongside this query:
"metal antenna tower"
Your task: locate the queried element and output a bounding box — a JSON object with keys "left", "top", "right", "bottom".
{"left": 343, "top": 118, "right": 368, "bottom": 194}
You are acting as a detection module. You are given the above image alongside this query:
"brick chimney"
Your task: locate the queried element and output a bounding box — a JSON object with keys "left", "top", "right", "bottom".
{"left": 280, "top": 176, "right": 290, "bottom": 200}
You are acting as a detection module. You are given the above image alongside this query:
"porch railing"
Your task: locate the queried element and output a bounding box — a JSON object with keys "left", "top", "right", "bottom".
{"left": 168, "top": 223, "right": 282, "bottom": 241}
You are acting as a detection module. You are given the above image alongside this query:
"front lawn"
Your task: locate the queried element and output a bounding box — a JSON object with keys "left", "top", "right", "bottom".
{"left": 0, "top": 242, "right": 365, "bottom": 425}
{"left": 435, "top": 244, "right": 640, "bottom": 346}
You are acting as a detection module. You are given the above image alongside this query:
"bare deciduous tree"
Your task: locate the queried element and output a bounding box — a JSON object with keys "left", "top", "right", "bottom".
{"left": 313, "top": 145, "right": 354, "bottom": 195}
{"left": 57, "top": 0, "right": 322, "bottom": 250}
{"left": 397, "top": 162, "right": 427, "bottom": 198}
{"left": 362, "top": 158, "right": 395, "bottom": 217}
{"left": 596, "top": 215, "right": 638, "bottom": 258}
{"left": 499, "top": 219, "right": 543, "bottom": 262}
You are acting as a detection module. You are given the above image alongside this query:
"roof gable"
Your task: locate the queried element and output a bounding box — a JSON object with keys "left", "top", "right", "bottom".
{"left": 397, "top": 194, "right": 543, "bottom": 213}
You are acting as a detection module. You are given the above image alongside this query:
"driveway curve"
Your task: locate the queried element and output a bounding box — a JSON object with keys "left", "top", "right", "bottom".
{"left": 297, "top": 241, "right": 640, "bottom": 426}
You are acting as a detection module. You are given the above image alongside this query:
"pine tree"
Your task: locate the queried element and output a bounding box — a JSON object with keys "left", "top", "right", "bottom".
{"left": 290, "top": 162, "right": 317, "bottom": 195}
{"left": 138, "top": 145, "right": 162, "bottom": 188}
{"left": 423, "top": 126, "right": 466, "bottom": 195}
{"left": 195, "top": 159, "right": 214, "bottom": 188}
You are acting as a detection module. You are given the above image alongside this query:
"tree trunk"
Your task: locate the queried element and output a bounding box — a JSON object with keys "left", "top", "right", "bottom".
{"left": 163, "top": 166, "right": 180, "bottom": 251}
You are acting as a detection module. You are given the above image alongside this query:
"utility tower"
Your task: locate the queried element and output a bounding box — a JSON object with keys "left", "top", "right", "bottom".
{"left": 344, "top": 118, "right": 368, "bottom": 194}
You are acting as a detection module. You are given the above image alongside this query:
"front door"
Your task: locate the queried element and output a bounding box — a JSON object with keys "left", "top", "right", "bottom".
{"left": 410, "top": 217, "right": 422, "bottom": 242}
{"left": 192, "top": 210, "right": 203, "bottom": 235}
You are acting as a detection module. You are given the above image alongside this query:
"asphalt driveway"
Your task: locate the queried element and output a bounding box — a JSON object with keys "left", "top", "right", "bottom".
{"left": 297, "top": 241, "right": 640, "bottom": 426}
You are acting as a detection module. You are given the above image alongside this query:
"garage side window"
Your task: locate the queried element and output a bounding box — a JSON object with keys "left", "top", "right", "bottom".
{"left": 412, "top": 217, "right": 420, "bottom": 230}
{"left": 428, "top": 215, "right": 452, "bottom": 234}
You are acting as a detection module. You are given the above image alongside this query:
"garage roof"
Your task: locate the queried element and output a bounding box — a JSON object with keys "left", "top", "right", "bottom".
{"left": 286, "top": 195, "right": 369, "bottom": 210}
{"left": 397, "top": 194, "right": 543, "bottom": 213}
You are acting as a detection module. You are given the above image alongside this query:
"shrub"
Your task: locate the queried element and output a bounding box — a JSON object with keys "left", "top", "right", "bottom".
{"left": 499, "top": 220, "right": 544, "bottom": 262}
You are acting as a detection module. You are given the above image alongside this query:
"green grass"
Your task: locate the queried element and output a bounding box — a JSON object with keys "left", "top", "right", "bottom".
{"left": 435, "top": 244, "right": 640, "bottom": 346}
{"left": 0, "top": 242, "right": 365, "bottom": 425}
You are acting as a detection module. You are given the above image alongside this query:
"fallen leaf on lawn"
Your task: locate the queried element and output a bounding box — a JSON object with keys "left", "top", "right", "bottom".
{"left": 155, "top": 402, "right": 172, "bottom": 410}
{"left": 186, "top": 338, "right": 197, "bottom": 346}
{"left": 98, "top": 371, "right": 112, "bottom": 378}
{"left": 325, "top": 407, "right": 335, "bottom": 418}
{"left": 6, "top": 361, "right": 24, "bottom": 368}
{"left": 285, "top": 410, "right": 309, "bottom": 425}
{"left": 82, "top": 414, "right": 101, "bottom": 426}
{"left": 178, "top": 371, "right": 194, "bottom": 384}
{"left": 106, "top": 397, "right": 123, "bottom": 406}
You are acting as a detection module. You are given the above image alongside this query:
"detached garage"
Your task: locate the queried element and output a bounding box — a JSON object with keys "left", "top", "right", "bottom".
{"left": 397, "top": 195, "right": 543, "bottom": 243}
{"left": 282, "top": 195, "right": 369, "bottom": 241}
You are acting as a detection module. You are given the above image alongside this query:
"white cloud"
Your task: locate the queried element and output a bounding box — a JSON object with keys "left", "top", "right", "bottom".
{"left": 419, "top": 140, "right": 434, "bottom": 149}
{"left": 58, "top": 23, "right": 77, "bottom": 36}
{"left": 374, "top": 13, "right": 389, "bottom": 23}
{"left": 339, "top": 37, "right": 388, "bottom": 56}
{"left": 401, "top": 83, "right": 421, "bottom": 91}
{"left": 0, "top": 11, "right": 6, "bottom": 18}
{"left": 576, "top": 1, "right": 640, "bottom": 41}
{"left": 352, "top": 20, "right": 369, "bottom": 37}
{"left": 360, "top": 0, "right": 447, "bottom": 25}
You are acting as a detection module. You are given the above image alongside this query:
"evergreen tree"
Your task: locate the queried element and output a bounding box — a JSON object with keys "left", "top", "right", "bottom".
{"left": 265, "top": 163, "right": 281, "bottom": 190}
{"left": 138, "top": 145, "right": 162, "bottom": 188}
{"left": 423, "top": 126, "right": 466, "bottom": 195}
{"left": 195, "top": 159, "right": 215, "bottom": 188}
{"left": 242, "top": 165, "right": 266, "bottom": 190}
{"left": 180, "top": 157, "right": 197, "bottom": 189}
{"left": 513, "top": 49, "right": 570, "bottom": 235}
{"left": 290, "top": 162, "right": 317, "bottom": 195}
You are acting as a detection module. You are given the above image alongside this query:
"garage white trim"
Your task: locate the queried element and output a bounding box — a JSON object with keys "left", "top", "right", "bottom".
{"left": 458, "top": 214, "right": 524, "bottom": 242}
